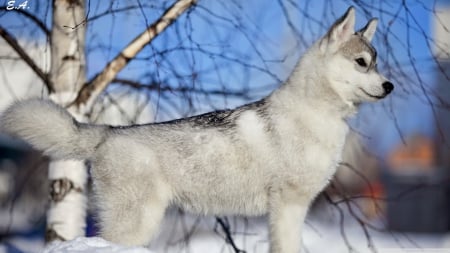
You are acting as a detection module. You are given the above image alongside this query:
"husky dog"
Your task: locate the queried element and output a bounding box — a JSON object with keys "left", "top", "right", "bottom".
{"left": 1, "top": 7, "right": 393, "bottom": 253}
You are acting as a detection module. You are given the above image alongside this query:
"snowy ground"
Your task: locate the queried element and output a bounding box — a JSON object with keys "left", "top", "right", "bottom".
{"left": 2, "top": 206, "right": 450, "bottom": 253}
{"left": 43, "top": 237, "right": 153, "bottom": 253}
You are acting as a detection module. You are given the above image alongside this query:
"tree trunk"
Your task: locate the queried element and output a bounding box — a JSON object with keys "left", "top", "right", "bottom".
{"left": 45, "top": 0, "right": 88, "bottom": 242}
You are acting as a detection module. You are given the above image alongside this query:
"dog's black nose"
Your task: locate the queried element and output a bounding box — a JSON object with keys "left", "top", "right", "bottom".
{"left": 382, "top": 81, "right": 394, "bottom": 94}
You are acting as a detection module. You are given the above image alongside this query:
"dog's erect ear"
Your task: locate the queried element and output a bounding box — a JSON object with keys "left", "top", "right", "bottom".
{"left": 358, "top": 18, "right": 378, "bottom": 42}
{"left": 320, "top": 7, "right": 355, "bottom": 53}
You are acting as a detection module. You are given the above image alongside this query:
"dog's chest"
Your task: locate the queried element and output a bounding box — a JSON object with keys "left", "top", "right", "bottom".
{"left": 276, "top": 112, "right": 349, "bottom": 194}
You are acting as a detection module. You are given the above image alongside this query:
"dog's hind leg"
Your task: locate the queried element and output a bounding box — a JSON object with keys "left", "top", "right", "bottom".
{"left": 92, "top": 140, "right": 172, "bottom": 246}
{"left": 97, "top": 187, "right": 168, "bottom": 246}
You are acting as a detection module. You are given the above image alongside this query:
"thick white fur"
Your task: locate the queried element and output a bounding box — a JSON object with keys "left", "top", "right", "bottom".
{"left": 1, "top": 7, "right": 391, "bottom": 253}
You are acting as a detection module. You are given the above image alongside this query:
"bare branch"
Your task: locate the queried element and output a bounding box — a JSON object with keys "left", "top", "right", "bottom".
{"left": 73, "top": 0, "right": 197, "bottom": 111}
{"left": 215, "top": 217, "right": 246, "bottom": 253}
{"left": 113, "top": 78, "right": 252, "bottom": 98}
{"left": 0, "top": 26, "right": 52, "bottom": 92}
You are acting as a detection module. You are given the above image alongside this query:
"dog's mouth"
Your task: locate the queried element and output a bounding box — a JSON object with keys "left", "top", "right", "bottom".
{"left": 359, "top": 88, "right": 385, "bottom": 99}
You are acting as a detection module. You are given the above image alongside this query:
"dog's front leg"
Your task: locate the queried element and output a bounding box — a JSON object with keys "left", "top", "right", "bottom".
{"left": 269, "top": 197, "right": 309, "bottom": 253}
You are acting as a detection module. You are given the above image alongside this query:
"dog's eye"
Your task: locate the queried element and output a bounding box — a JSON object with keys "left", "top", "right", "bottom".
{"left": 355, "top": 58, "right": 367, "bottom": 67}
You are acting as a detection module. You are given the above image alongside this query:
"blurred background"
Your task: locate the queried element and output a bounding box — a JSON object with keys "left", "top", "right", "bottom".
{"left": 0, "top": 0, "right": 450, "bottom": 252}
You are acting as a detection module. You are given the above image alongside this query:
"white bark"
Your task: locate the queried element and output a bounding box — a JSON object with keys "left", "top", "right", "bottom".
{"left": 46, "top": 0, "right": 87, "bottom": 242}
{"left": 50, "top": 0, "right": 86, "bottom": 96}
{"left": 46, "top": 160, "right": 88, "bottom": 241}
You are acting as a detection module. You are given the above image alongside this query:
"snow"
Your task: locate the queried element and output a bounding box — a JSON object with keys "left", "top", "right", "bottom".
{"left": 3, "top": 208, "right": 450, "bottom": 253}
{"left": 43, "top": 237, "right": 153, "bottom": 253}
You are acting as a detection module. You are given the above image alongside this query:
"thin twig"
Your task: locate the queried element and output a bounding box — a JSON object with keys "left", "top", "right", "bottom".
{"left": 215, "top": 217, "right": 246, "bottom": 253}
{"left": 113, "top": 78, "right": 252, "bottom": 98}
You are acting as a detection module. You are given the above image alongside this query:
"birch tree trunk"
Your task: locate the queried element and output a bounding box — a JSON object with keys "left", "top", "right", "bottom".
{"left": 45, "top": 0, "right": 88, "bottom": 242}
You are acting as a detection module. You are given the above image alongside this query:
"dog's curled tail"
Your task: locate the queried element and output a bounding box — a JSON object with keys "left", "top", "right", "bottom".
{"left": 1, "top": 99, "right": 105, "bottom": 160}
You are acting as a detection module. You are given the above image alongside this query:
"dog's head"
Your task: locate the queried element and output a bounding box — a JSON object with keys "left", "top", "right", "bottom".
{"left": 318, "top": 7, "right": 393, "bottom": 104}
